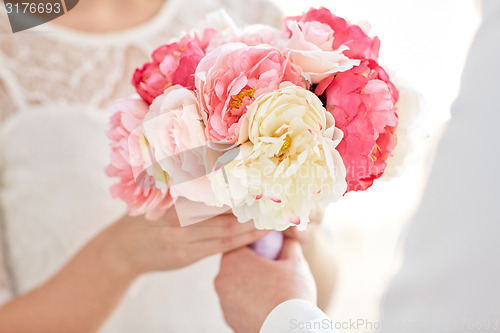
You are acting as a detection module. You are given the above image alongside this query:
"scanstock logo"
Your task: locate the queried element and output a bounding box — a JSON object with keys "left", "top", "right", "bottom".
{"left": 4, "top": 0, "right": 79, "bottom": 33}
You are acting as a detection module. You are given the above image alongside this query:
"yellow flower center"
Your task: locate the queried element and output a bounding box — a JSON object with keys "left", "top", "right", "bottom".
{"left": 370, "top": 134, "right": 397, "bottom": 162}
{"left": 277, "top": 135, "right": 291, "bottom": 157}
{"left": 230, "top": 87, "right": 256, "bottom": 109}
{"left": 139, "top": 135, "right": 170, "bottom": 184}
{"left": 152, "top": 165, "right": 170, "bottom": 184}
{"left": 370, "top": 142, "right": 381, "bottom": 162}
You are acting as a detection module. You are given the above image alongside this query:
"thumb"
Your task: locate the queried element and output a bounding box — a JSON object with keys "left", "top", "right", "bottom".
{"left": 278, "top": 237, "right": 304, "bottom": 261}
{"left": 221, "top": 245, "right": 259, "bottom": 266}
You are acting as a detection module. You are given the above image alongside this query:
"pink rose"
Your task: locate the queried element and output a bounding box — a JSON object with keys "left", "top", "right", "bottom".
{"left": 195, "top": 43, "right": 306, "bottom": 143}
{"left": 207, "top": 25, "right": 289, "bottom": 52}
{"left": 289, "top": 20, "right": 335, "bottom": 51}
{"left": 315, "top": 60, "right": 399, "bottom": 192}
{"left": 238, "top": 26, "right": 288, "bottom": 49}
{"left": 284, "top": 7, "right": 381, "bottom": 60}
{"left": 142, "top": 86, "right": 220, "bottom": 206}
{"left": 132, "top": 29, "right": 217, "bottom": 104}
{"left": 285, "top": 20, "right": 359, "bottom": 83}
{"left": 106, "top": 98, "right": 173, "bottom": 219}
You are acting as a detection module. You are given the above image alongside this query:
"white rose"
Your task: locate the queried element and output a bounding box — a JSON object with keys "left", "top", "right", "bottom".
{"left": 211, "top": 84, "right": 347, "bottom": 230}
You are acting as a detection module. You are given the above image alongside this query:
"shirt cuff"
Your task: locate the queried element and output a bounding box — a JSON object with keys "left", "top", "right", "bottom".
{"left": 260, "top": 299, "right": 335, "bottom": 333}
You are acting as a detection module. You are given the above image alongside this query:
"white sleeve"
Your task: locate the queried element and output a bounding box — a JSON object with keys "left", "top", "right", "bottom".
{"left": 260, "top": 299, "right": 335, "bottom": 333}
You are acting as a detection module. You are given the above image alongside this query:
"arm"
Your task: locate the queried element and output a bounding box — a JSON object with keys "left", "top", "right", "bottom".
{"left": 0, "top": 220, "right": 136, "bottom": 333}
{"left": 284, "top": 207, "right": 338, "bottom": 311}
{"left": 299, "top": 223, "right": 338, "bottom": 311}
{"left": 0, "top": 208, "right": 269, "bottom": 333}
{"left": 215, "top": 237, "right": 334, "bottom": 333}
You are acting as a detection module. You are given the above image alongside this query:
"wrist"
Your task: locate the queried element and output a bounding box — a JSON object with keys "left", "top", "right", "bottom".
{"left": 95, "top": 218, "right": 144, "bottom": 282}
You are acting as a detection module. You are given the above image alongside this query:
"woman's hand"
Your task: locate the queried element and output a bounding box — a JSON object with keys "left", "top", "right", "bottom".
{"left": 112, "top": 203, "right": 271, "bottom": 277}
{"left": 0, "top": 203, "right": 269, "bottom": 333}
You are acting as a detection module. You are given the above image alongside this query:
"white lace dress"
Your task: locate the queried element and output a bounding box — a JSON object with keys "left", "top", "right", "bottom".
{"left": 0, "top": 1, "right": 281, "bottom": 331}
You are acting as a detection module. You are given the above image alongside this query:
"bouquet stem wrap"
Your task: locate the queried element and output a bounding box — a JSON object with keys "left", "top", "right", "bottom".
{"left": 250, "top": 231, "right": 284, "bottom": 260}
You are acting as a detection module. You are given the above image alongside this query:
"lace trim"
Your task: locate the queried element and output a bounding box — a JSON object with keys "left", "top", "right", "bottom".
{"left": 0, "top": 0, "right": 282, "bottom": 125}
{"left": 41, "top": 0, "right": 183, "bottom": 45}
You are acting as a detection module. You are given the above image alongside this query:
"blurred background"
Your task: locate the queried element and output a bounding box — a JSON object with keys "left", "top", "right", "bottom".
{"left": 270, "top": 0, "right": 481, "bottom": 330}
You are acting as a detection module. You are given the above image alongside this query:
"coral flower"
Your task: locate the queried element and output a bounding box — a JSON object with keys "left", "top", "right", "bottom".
{"left": 315, "top": 60, "right": 399, "bottom": 192}
{"left": 132, "top": 29, "right": 217, "bottom": 104}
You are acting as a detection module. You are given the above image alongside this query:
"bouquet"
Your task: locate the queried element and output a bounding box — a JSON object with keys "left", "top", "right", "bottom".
{"left": 106, "top": 8, "right": 421, "bottom": 259}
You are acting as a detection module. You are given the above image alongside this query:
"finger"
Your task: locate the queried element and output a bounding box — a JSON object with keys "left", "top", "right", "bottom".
{"left": 309, "top": 204, "right": 325, "bottom": 223}
{"left": 278, "top": 237, "right": 304, "bottom": 261}
{"left": 220, "top": 245, "right": 257, "bottom": 266}
{"left": 284, "top": 223, "right": 318, "bottom": 245}
{"left": 178, "top": 211, "right": 235, "bottom": 225}
{"left": 194, "top": 214, "right": 249, "bottom": 228}
{"left": 283, "top": 226, "right": 301, "bottom": 240}
{"left": 283, "top": 227, "right": 312, "bottom": 246}
{"left": 160, "top": 204, "right": 234, "bottom": 228}
{"left": 192, "top": 229, "right": 272, "bottom": 260}
{"left": 218, "top": 246, "right": 264, "bottom": 277}
{"left": 183, "top": 217, "right": 257, "bottom": 243}
{"left": 183, "top": 223, "right": 257, "bottom": 243}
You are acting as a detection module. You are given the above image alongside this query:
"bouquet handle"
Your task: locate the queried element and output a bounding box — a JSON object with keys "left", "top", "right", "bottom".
{"left": 249, "top": 230, "right": 283, "bottom": 260}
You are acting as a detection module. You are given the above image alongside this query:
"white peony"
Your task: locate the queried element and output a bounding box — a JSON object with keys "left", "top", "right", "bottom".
{"left": 211, "top": 84, "right": 347, "bottom": 230}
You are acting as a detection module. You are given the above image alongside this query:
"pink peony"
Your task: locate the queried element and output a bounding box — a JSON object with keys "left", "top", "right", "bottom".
{"left": 315, "top": 60, "right": 399, "bottom": 192}
{"left": 106, "top": 98, "right": 173, "bottom": 219}
{"left": 142, "top": 86, "right": 220, "bottom": 206}
{"left": 284, "top": 7, "right": 380, "bottom": 60}
{"left": 132, "top": 29, "right": 217, "bottom": 104}
{"left": 195, "top": 43, "right": 306, "bottom": 143}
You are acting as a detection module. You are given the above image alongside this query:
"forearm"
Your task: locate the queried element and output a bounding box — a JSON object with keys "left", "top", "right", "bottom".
{"left": 0, "top": 221, "right": 138, "bottom": 333}
{"left": 301, "top": 226, "right": 337, "bottom": 311}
